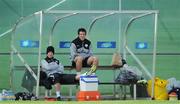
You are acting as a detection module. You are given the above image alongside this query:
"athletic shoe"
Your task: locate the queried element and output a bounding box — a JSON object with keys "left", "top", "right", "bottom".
{"left": 86, "top": 65, "right": 97, "bottom": 75}
{"left": 56, "top": 96, "right": 61, "bottom": 101}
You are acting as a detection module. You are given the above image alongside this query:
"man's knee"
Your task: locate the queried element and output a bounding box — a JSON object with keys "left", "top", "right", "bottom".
{"left": 93, "top": 57, "right": 98, "bottom": 62}
{"left": 75, "top": 56, "right": 83, "bottom": 63}
{"left": 91, "top": 56, "right": 98, "bottom": 63}
{"left": 87, "top": 56, "right": 98, "bottom": 65}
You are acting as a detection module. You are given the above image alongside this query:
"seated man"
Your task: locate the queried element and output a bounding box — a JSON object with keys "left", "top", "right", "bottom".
{"left": 41, "top": 46, "right": 80, "bottom": 101}
{"left": 70, "top": 28, "right": 98, "bottom": 75}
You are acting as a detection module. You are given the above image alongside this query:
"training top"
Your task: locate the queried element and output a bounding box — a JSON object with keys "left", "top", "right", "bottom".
{"left": 70, "top": 37, "right": 93, "bottom": 61}
{"left": 41, "top": 57, "right": 64, "bottom": 76}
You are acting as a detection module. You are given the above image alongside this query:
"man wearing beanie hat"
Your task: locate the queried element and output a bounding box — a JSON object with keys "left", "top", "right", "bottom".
{"left": 41, "top": 46, "right": 80, "bottom": 101}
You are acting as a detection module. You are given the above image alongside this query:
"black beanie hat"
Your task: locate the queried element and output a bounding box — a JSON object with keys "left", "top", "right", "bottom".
{"left": 46, "top": 46, "right": 55, "bottom": 54}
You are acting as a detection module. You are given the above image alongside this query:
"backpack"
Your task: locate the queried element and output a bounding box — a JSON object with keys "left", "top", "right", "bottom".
{"left": 115, "top": 66, "right": 142, "bottom": 84}
{"left": 15, "top": 92, "right": 37, "bottom": 100}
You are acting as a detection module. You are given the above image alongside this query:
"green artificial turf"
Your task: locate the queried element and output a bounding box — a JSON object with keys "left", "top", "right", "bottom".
{"left": 0, "top": 100, "right": 180, "bottom": 104}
